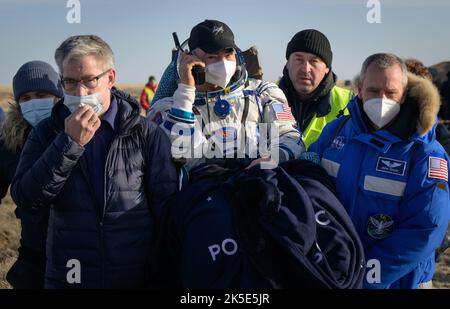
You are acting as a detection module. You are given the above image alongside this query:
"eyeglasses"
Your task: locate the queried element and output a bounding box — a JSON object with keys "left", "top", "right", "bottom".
{"left": 61, "top": 69, "right": 110, "bottom": 91}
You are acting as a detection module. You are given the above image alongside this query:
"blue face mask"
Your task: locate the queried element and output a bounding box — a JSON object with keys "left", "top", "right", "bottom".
{"left": 20, "top": 98, "right": 55, "bottom": 127}
{"left": 64, "top": 93, "right": 103, "bottom": 114}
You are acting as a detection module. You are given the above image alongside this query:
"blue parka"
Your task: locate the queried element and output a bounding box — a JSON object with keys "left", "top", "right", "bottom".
{"left": 310, "top": 74, "right": 450, "bottom": 288}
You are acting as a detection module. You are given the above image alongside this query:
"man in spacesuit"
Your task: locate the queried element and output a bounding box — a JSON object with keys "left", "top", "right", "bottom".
{"left": 148, "top": 19, "right": 304, "bottom": 172}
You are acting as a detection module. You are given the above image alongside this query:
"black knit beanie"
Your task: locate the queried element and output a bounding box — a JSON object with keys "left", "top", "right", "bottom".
{"left": 286, "top": 29, "right": 332, "bottom": 68}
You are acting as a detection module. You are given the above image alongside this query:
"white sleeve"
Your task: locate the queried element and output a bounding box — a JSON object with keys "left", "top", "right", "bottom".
{"left": 148, "top": 84, "right": 207, "bottom": 160}
{"left": 257, "top": 81, "right": 305, "bottom": 162}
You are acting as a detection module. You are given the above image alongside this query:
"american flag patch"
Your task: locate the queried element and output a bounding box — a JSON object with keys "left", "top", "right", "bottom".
{"left": 273, "top": 103, "right": 294, "bottom": 121}
{"left": 428, "top": 157, "right": 448, "bottom": 181}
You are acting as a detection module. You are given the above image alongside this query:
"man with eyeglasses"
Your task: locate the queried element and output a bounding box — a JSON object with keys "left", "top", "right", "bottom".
{"left": 11, "top": 35, "right": 178, "bottom": 288}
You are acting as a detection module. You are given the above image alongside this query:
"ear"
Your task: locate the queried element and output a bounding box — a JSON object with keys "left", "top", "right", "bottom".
{"left": 357, "top": 79, "right": 363, "bottom": 99}
{"left": 325, "top": 67, "right": 330, "bottom": 74}
{"left": 108, "top": 69, "right": 116, "bottom": 89}
{"left": 399, "top": 87, "right": 408, "bottom": 104}
{"left": 285, "top": 59, "right": 291, "bottom": 71}
{"left": 357, "top": 86, "right": 363, "bottom": 100}
{"left": 285, "top": 62, "right": 292, "bottom": 79}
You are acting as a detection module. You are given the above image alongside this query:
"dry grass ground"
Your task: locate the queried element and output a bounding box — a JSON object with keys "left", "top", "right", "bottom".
{"left": 0, "top": 84, "right": 448, "bottom": 288}
{"left": 0, "top": 193, "right": 20, "bottom": 289}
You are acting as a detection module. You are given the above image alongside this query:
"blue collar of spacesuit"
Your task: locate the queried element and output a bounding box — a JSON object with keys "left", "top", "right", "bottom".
{"left": 347, "top": 97, "right": 437, "bottom": 154}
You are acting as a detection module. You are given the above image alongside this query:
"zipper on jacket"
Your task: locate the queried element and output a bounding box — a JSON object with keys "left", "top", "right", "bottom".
{"left": 100, "top": 137, "right": 117, "bottom": 288}
{"left": 100, "top": 131, "right": 131, "bottom": 286}
{"left": 100, "top": 112, "right": 140, "bottom": 287}
{"left": 78, "top": 156, "right": 106, "bottom": 287}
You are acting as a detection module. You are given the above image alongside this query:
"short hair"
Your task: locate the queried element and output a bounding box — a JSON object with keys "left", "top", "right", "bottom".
{"left": 404, "top": 58, "right": 432, "bottom": 81}
{"left": 359, "top": 53, "right": 408, "bottom": 89}
{"left": 55, "top": 35, "right": 115, "bottom": 73}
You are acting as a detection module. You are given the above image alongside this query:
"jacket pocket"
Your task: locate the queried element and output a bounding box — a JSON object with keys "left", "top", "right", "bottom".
{"left": 357, "top": 171, "right": 406, "bottom": 241}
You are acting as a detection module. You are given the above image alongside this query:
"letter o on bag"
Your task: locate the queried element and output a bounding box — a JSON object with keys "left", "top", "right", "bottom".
{"left": 221, "top": 238, "right": 238, "bottom": 256}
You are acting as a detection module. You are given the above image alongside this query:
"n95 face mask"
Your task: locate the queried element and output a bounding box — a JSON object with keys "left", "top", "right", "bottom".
{"left": 205, "top": 59, "right": 236, "bottom": 89}
{"left": 363, "top": 97, "right": 400, "bottom": 129}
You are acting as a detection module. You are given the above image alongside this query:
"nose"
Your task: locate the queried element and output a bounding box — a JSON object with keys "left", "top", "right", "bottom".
{"left": 75, "top": 82, "right": 89, "bottom": 96}
{"left": 299, "top": 61, "right": 311, "bottom": 74}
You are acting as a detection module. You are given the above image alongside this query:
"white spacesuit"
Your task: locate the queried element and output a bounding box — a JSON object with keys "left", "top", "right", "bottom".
{"left": 148, "top": 22, "right": 304, "bottom": 171}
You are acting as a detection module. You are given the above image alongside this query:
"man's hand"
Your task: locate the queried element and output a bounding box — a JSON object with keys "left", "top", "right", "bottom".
{"left": 64, "top": 104, "right": 101, "bottom": 146}
{"left": 178, "top": 52, "right": 205, "bottom": 87}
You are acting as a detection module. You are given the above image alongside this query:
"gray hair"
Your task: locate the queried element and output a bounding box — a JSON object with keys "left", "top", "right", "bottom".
{"left": 54, "top": 35, "right": 115, "bottom": 73}
{"left": 359, "top": 53, "right": 408, "bottom": 90}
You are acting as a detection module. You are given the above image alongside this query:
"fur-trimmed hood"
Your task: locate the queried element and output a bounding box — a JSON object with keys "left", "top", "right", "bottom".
{"left": 0, "top": 102, "right": 30, "bottom": 152}
{"left": 405, "top": 72, "right": 441, "bottom": 136}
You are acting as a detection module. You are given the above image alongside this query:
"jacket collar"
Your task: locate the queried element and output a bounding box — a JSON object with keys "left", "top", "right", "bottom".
{"left": 102, "top": 96, "right": 118, "bottom": 132}
{"left": 0, "top": 101, "right": 31, "bottom": 152}
{"left": 279, "top": 67, "right": 336, "bottom": 129}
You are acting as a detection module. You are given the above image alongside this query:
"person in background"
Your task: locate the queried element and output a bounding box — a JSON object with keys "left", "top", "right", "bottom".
{"left": 0, "top": 61, "right": 63, "bottom": 288}
{"left": 278, "top": 29, "right": 353, "bottom": 149}
{"left": 140, "top": 75, "right": 158, "bottom": 114}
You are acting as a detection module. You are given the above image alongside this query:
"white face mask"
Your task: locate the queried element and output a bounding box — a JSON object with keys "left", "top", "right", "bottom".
{"left": 20, "top": 98, "right": 55, "bottom": 127}
{"left": 363, "top": 97, "right": 401, "bottom": 129}
{"left": 64, "top": 92, "right": 103, "bottom": 114}
{"left": 205, "top": 59, "right": 236, "bottom": 88}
